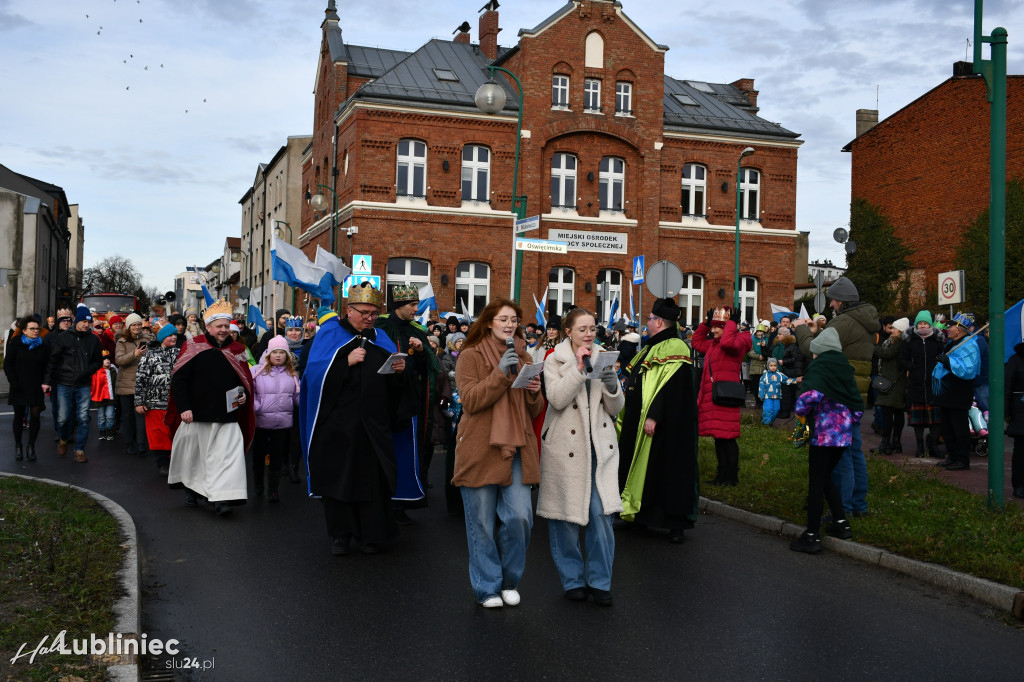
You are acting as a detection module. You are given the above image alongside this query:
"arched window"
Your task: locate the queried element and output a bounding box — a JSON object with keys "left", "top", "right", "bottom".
{"left": 585, "top": 32, "right": 604, "bottom": 69}
{"left": 396, "top": 139, "right": 427, "bottom": 198}
{"left": 461, "top": 145, "right": 490, "bottom": 204}
{"left": 385, "top": 258, "right": 430, "bottom": 309}
{"left": 455, "top": 261, "right": 490, "bottom": 317}
{"left": 599, "top": 157, "right": 624, "bottom": 212}
{"left": 679, "top": 274, "right": 704, "bottom": 327}
{"left": 548, "top": 267, "right": 575, "bottom": 317}
{"left": 681, "top": 163, "right": 706, "bottom": 217}
{"left": 550, "top": 154, "right": 577, "bottom": 209}
{"left": 739, "top": 168, "right": 760, "bottom": 220}
{"left": 596, "top": 269, "right": 622, "bottom": 324}
{"left": 739, "top": 276, "right": 758, "bottom": 324}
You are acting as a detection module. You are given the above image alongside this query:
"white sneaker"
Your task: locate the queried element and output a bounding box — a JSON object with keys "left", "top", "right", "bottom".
{"left": 481, "top": 596, "right": 504, "bottom": 608}
{"left": 501, "top": 589, "right": 521, "bottom": 606}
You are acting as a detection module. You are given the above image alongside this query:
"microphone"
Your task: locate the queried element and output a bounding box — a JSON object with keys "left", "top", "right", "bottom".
{"left": 359, "top": 333, "right": 369, "bottom": 349}
{"left": 582, "top": 352, "right": 593, "bottom": 375}
{"left": 505, "top": 336, "right": 518, "bottom": 375}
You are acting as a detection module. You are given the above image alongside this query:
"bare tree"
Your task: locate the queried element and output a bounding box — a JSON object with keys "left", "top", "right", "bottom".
{"left": 82, "top": 255, "right": 142, "bottom": 295}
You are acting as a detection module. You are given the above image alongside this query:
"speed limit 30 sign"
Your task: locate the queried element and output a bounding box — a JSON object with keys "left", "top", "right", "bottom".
{"left": 937, "top": 269, "right": 965, "bottom": 305}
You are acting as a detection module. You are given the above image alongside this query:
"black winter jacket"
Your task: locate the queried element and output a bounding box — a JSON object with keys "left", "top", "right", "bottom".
{"left": 899, "top": 330, "right": 944, "bottom": 406}
{"left": 1005, "top": 342, "right": 1024, "bottom": 438}
{"left": 46, "top": 329, "right": 102, "bottom": 387}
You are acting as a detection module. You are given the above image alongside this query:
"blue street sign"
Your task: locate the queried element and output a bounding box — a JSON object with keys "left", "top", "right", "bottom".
{"left": 632, "top": 256, "right": 645, "bottom": 284}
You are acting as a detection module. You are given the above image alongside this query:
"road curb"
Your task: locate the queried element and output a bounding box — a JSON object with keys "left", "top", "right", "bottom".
{"left": 1, "top": 473, "right": 140, "bottom": 681}
{"left": 699, "top": 495, "right": 1024, "bottom": 616}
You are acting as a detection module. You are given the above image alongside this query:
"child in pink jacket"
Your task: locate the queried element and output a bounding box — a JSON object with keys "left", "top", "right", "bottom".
{"left": 250, "top": 336, "right": 300, "bottom": 502}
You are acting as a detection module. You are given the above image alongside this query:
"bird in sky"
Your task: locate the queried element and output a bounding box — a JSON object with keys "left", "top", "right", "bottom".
{"left": 144, "top": 66, "right": 148, "bottom": 70}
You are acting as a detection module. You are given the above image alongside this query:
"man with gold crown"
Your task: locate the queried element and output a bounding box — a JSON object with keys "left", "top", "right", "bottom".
{"left": 375, "top": 284, "right": 440, "bottom": 520}
{"left": 165, "top": 299, "right": 255, "bottom": 516}
{"left": 300, "top": 282, "right": 418, "bottom": 555}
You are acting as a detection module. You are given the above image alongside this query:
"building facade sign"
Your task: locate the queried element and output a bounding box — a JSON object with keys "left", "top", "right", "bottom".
{"left": 547, "top": 229, "right": 628, "bottom": 254}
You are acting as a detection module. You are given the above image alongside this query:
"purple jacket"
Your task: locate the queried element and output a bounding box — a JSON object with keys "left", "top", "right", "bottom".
{"left": 795, "top": 390, "right": 863, "bottom": 447}
{"left": 250, "top": 365, "right": 300, "bottom": 430}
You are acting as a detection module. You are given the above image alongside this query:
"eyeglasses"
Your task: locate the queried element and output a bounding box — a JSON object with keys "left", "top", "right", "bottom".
{"left": 647, "top": 315, "right": 659, "bottom": 323}
{"left": 350, "top": 308, "right": 379, "bottom": 319}
{"left": 24, "top": 326, "right": 40, "bottom": 332}
{"left": 494, "top": 316, "right": 520, "bottom": 325}
{"left": 573, "top": 326, "right": 597, "bottom": 334}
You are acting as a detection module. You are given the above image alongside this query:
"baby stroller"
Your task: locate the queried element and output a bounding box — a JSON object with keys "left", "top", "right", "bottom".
{"left": 968, "top": 400, "right": 989, "bottom": 457}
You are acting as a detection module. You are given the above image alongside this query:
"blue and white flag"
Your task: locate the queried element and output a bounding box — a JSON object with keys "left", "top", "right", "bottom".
{"left": 315, "top": 246, "right": 351, "bottom": 288}
{"left": 417, "top": 283, "right": 437, "bottom": 325}
{"left": 770, "top": 302, "right": 798, "bottom": 323}
{"left": 247, "top": 304, "right": 267, "bottom": 333}
{"left": 532, "top": 286, "right": 548, "bottom": 327}
{"left": 607, "top": 296, "right": 619, "bottom": 328}
{"left": 1006, "top": 298, "right": 1024, "bottom": 363}
{"left": 193, "top": 264, "right": 215, "bottom": 306}
{"left": 629, "top": 285, "right": 636, "bottom": 325}
{"left": 271, "top": 237, "right": 336, "bottom": 303}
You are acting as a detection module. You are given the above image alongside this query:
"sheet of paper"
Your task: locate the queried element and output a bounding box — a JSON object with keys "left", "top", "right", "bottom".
{"left": 377, "top": 352, "right": 409, "bottom": 374}
{"left": 585, "top": 351, "right": 619, "bottom": 379}
{"left": 225, "top": 386, "right": 245, "bottom": 412}
{"left": 510, "top": 361, "right": 545, "bottom": 388}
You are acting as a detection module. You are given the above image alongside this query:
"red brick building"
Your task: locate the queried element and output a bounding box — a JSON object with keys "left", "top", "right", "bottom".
{"left": 844, "top": 63, "right": 1024, "bottom": 299}
{"left": 300, "top": 0, "right": 802, "bottom": 325}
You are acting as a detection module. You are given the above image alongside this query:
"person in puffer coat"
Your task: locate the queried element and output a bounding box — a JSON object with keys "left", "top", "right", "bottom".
{"left": 250, "top": 335, "right": 300, "bottom": 502}
{"left": 135, "top": 324, "right": 181, "bottom": 475}
{"left": 538, "top": 309, "right": 623, "bottom": 605}
{"left": 691, "top": 305, "right": 752, "bottom": 485}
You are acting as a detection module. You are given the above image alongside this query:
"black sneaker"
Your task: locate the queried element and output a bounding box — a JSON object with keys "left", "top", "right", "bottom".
{"left": 564, "top": 587, "right": 587, "bottom": 601}
{"left": 589, "top": 587, "right": 613, "bottom": 606}
{"left": 790, "top": 531, "right": 822, "bottom": 554}
{"left": 331, "top": 538, "right": 349, "bottom": 556}
{"left": 184, "top": 491, "right": 198, "bottom": 507}
{"left": 825, "top": 519, "right": 853, "bottom": 540}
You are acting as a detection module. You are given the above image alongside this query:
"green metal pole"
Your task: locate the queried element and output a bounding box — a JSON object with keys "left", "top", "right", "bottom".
{"left": 488, "top": 66, "right": 526, "bottom": 303}
{"left": 734, "top": 158, "right": 742, "bottom": 310}
{"left": 316, "top": 183, "right": 340, "bottom": 310}
{"left": 986, "top": 27, "right": 1007, "bottom": 510}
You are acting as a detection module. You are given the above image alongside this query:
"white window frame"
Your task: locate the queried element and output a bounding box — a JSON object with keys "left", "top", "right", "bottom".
{"left": 548, "top": 267, "right": 575, "bottom": 316}
{"left": 615, "top": 81, "right": 633, "bottom": 116}
{"left": 396, "top": 139, "right": 427, "bottom": 199}
{"left": 682, "top": 163, "right": 706, "bottom": 217}
{"left": 596, "top": 269, "right": 622, "bottom": 325}
{"left": 679, "top": 273, "right": 704, "bottom": 327}
{"left": 739, "top": 168, "right": 760, "bottom": 221}
{"left": 599, "top": 157, "right": 625, "bottom": 213}
{"left": 385, "top": 258, "right": 430, "bottom": 309}
{"left": 552, "top": 75, "right": 570, "bottom": 110}
{"left": 550, "top": 153, "right": 577, "bottom": 209}
{"left": 739, "top": 275, "right": 758, "bottom": 325}
{"left": 455, "top": 261, "right": 490, "bottom": 317}
{"left": 584, "top": 78, "right": 601, "bottom": 113}
{"left": 461, "top": 145, "right": 490, "bottom": 204}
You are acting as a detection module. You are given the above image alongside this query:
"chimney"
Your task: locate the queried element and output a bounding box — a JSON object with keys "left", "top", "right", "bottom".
{"left": 730, "top": 78, "right": 759, "bottom": 111}
{"left": 479, "top": 4, "right": 500, "bottom": 60}
{"left": 953, "top": 61, "right": 974, "bottom": 77}
{"left": 856, "top": 109, "right": 878, "bottom": 138}
{"left": 454, "top": 21, "right": 471, "bottom": 44}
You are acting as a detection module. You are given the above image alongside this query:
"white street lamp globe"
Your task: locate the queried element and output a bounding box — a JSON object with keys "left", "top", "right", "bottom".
{"left": 475, "top": 79, "right": 506, "bottom": 114}
{"left": 309, "top": 193, "right": 329, "bottom": 212}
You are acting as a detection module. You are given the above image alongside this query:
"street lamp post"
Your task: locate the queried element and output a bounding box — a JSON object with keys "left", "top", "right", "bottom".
{"left": 475, "top": 67, "right": 527, "bottom": 302}
{"left": 274, "top": 221, "right": 297, "bottom": 312}
{"left": 308, "top": 184, "right": 338, "bottom": 257}
{"left": 734, "top": 147, "right": 756, "bottom": 312}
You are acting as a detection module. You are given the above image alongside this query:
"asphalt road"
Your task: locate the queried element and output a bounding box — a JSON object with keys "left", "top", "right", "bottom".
{"left": 2, "top": 409, "right": 1021, "bottom": 681}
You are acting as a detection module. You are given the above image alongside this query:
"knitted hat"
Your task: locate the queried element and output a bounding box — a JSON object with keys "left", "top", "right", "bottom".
{"left": 546, "top": 314, "right": 562, "bottom": 332}
{"left": 652, "top": 298, "right": 680, "bottom": 322}
{"left": 268, "top": 335, "right": 289, "bottom": 352}
{"left": 446, "top": 332, "right": 466, "bottom": 350}
{"left": 447, "top": 315, "right": 460, "bottom": 327}
{"left": 275, "top": 308, "right": 291, "bottom": 322}
{"left": 108, "top": 315, "right": 123, "bottom": 325}
{"left": 809, "top": 327, "right": 842, "bottom": 355}
{"left": 184, "top": 308, "right": 198, "bottom": 318}
{"left": 914, "top": 310, "right": 933, "bottom": 326}
{"left": 826, "top": 276, "right": 859, "bottom": 303}
{"left": 124, "top": 313, "right": 143, "bottom": 327}
{"left": 74, "top": 304, "right": 92, "bottom": 325}
{"left": 157, "top": 324, "right": 177, "bottom": 342}
{"left": 427, "top": 335, "right": 440, "bottom": 348}
{"left": 892, "top": 317, "right": 911, "bottom": 333}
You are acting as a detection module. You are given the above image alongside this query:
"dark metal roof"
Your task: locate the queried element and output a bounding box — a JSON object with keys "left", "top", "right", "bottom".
{"left": 662, "top": 76, "right": 798, "bottom": 140}
{"left": 345, "top": 44, "right": 412, "bottom": 78}
{"left": 348, "top": 39, "right": 517, "bottom": 113}
{"left": 518, "top": 1, "right": 574, "bottom": 36}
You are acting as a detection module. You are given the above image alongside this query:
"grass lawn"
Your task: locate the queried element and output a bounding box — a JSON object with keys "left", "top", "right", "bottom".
{"left": 0, "top": 477, "right": 125, "bottom": 682}
{"left": 699, "top": 414, "right": 1024, "bottom": 590}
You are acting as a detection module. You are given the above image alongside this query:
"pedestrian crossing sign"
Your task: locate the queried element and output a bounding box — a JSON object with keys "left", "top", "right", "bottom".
{"left": 353, "top": 254, "right": 372, "bottom": 275}
{"left": 632, "top": 256, "right": 645, "bottom": 284}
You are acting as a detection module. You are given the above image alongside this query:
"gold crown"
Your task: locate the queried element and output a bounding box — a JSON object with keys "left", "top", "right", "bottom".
{"left": 711, "top": 307, "right": 731, "bottom": 324}
{"left": 347, "top": 282, "right": 384, "bottom": 308}
{"left": 391, "top": 284, "right": 419, "bottom": 304}
{"left": 202, "top": 299, "right": 234, "bottom": 323}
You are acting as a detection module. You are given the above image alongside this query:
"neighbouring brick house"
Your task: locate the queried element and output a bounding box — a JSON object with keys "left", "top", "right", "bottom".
{"left": 844, "top": 62, "right": 1024, "bottom": 303}
{"left": 300, "top": 0, "right": 802, "bottom": 326}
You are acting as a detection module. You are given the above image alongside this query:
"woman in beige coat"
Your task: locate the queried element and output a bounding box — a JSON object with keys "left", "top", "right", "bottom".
{"left": 539, "top": 309, "right": 623, "bottom": 605}
{"left": 453, "top": 297, "right": 544, "bottom": 609}
{"left": 114, "top": 313, "right": 149, "bottom": 455}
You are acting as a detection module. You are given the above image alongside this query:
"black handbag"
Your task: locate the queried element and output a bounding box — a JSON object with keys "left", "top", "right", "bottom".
{"left": 709, "top": 361, "right": 747, "bottom": 408}
{"left": 871, "top": 375, "right": 894, "bottom": 394}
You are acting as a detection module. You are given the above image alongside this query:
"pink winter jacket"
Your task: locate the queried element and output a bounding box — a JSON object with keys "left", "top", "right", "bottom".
{"left": 691, "top": 320, "right": 752, "bottom": 439}
{"left": 250, "top": 365, "right": 300, "bottom": 430}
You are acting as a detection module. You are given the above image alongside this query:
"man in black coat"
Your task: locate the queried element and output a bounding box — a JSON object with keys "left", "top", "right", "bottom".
{"left": 43, "top": 304, "right": 102, "bottom": 462}
{"left": 933, "top": 313, "right": 981, "bottom": 471}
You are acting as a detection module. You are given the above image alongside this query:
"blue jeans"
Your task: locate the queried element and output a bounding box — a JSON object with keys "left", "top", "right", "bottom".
{"left": 974, "top": 383, "right": 990, "bottom": 413}
{"left": 96, "top": 404, "right": 115, "bottom": 430}
{"left": 547, "top": 450, "right": 614, "bottom": 592}
{"left": 56, "top": 385, "right": 91, "bottom": 452}
{"left": 832, "top": 426, "right": 868, "bottom": 514}
{"left": 761, "top": 398, "right": 779, "bottom": 424}
{"left": 460, "top": 453, "right": 533, "bottom": 603}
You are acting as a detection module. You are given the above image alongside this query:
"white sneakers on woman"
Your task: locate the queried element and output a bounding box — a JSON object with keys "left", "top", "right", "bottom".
{"left": 481, "top": 589, "right": 521, "bottom": 608}
{"left": 481, "top": 596, "right": 504, "bottom": 608}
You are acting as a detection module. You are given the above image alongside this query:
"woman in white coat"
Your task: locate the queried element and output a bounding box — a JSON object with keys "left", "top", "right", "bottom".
{"left": 539, "top": 308, "right": 624, "bottom": 606}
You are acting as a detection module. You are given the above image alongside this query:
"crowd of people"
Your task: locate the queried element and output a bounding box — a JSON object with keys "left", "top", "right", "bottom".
{"left": 5, "top": 273, "right": 1023, "bottom": 608}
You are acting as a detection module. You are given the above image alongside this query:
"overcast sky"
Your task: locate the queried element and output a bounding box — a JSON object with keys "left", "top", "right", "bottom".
{"left": 2, "top": 0, "right": 1022, "bottom": 290}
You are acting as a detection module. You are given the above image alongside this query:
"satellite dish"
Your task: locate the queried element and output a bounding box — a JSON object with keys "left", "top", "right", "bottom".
{"left": 845, "top": 240, "right": 857, "bottom": 255}
{"left": 833, "top": 227, "right": 849, "bottom": 244}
